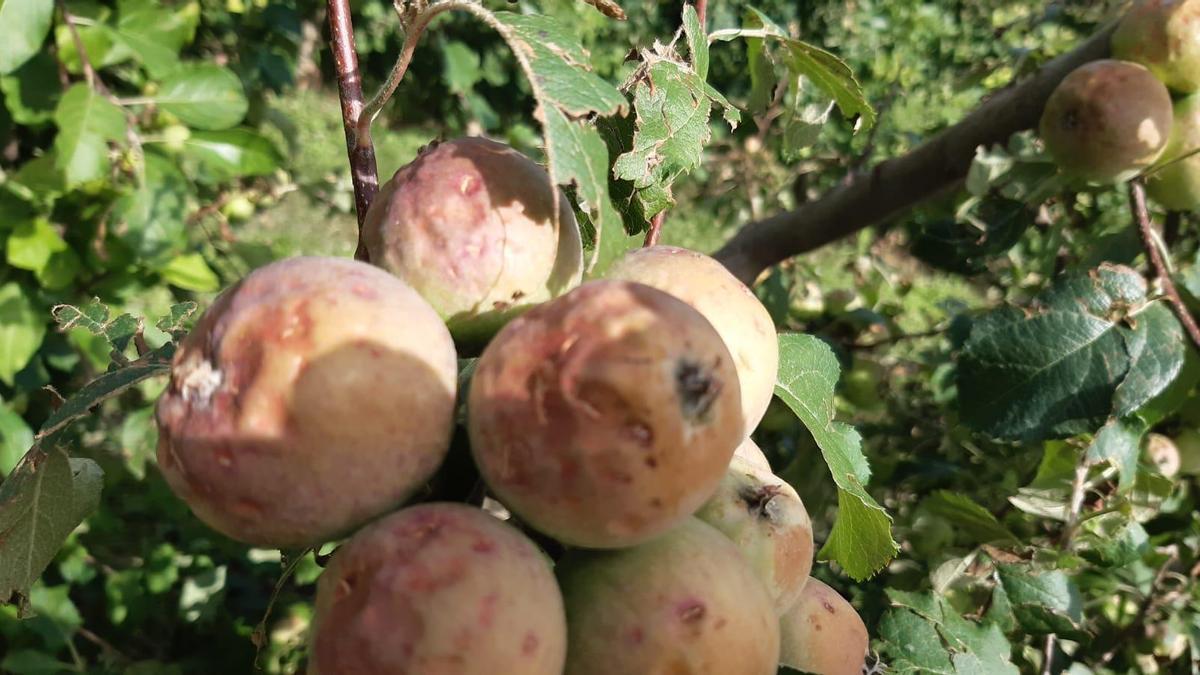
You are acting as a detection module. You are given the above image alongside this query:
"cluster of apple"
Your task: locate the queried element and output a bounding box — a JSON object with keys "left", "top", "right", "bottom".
{"left": 154, "top": 137, "right": 867, "bottom": 674}
{"left": 1039, "top": 0, "right": 1200, "bottom": 209}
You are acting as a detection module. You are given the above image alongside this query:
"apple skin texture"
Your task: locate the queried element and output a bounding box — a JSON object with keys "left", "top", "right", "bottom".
{"left": 468, "top": 279, "right": 744, "bottom": 549}
{"left": 695, "top": 456, "right": 815, "bottom": 614}
{"left": 734, "top": 437, "right": 773, "bottom": 472}
{"left": 155, "top": 256, "right": 457, "bottom": 549}
{"left": 1147, "top": 94, "right": 1200, "bottom": 211}
{"left": 1039, "top": 60, "right": 1173, "bottom": 184}
{"left": 308, "top": 503, "right": 567, "bottom": 675}
{"left": 1112, "top": 0, "right": 1200, "bottom": 94}
{"left": 608, "top": 245, "right": 779, "bottom": 434}
{"left": 362, "top": 137, "right": 583, "bottom": 347}
{"left": 556, "top": 518, "right": 781, "bottom": 675}
{"left": 779, "top": 579, "right": 870, "bottom": 675}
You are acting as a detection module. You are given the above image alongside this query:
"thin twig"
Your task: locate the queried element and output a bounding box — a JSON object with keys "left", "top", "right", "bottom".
{"left": 57, "top": 0, "right": 99, "bottom": 90}
{"left": 644, "top": 211, "right": 666, "bottom": 247}
{"left": 1129, "top": 180, "right": 1200, "bottom": 352}
{"left": 695, "top": 0, "right": 707, "bottom": 31}
{"left": 327, "top": 0, "right": 381, "bottom": 260}
{"left": 1096, "top": 550, "right": 1179, "bottom": 666}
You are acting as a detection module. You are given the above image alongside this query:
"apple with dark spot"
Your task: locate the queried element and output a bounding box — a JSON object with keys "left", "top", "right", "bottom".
{"left": 779, "top": 578, "right": 869, "bottom": 675}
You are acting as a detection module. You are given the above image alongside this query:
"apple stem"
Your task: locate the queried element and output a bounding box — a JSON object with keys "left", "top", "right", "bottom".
{"left": 327, "top": 0, "right": 380, "bottom": 262}
{"left": 644, "top": 211, "right": 666, "bottom": 247}
{"left": 1129, "top": 180, "right": 1200, "bottom": 351}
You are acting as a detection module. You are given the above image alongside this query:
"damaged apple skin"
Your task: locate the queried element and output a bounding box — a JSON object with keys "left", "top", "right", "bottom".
{"left": 309, "top": 503, "right": 567, "bottom": 675}
{"left": 1112, "top": 0, "right": 1200, "bottom": 94}
{"left": 695, "top": 457, "right": 814, "bottom": 614}
{"left": 468, "top": 280, "right": 744, "bottom": 549}
{"left": 362, "top": 137, "right": 584, "bottom": 348}
{"left": 778, "top": 579, "right": 869, "bottom": 675}
{"left": 556, "top": 518, "right": 780, "bottom": 675}
{"left": 607, "top": 245, "right": 779, "bottom": 433}
{"left": 1039, "top": 59, "right": 1173, "bottom": 184}
{"left": 155, "top": 257, "right": 458, "bottom": 549}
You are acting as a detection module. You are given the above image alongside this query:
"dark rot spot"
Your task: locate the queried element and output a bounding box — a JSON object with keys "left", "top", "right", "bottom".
{"left": 676, "top": 599, "right": 707, "bottom": 624}
{"left": 649, "top": 498, "right": 663, "bottom": 508}
{"left": 674, "top": 359, "right": 721, "bottom": 422}
{"left": 644, "top": 456, "right": 658, "bottom": 469}
{"left": 739, "top": 484, "right": 785, "bottom": 518}
{"left": 822, "top": 600, "right": 837, "bottom": 614}
{"left": 473, "top": 539, "right": 496, "bottom": 554}
{"left": 626, "top": 627, "right": 645, "bottom": 645}
{"left": 522, "top": 631, "right": 540, "bottom": 656}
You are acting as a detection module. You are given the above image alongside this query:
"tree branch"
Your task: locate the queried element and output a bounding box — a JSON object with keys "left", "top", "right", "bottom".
{"left": 644, "top": 211, "right": 666, "bottom": 247}
{"left": 695, "top": 0, "right": 707, "bottom": 31}
{"left": 1129, "top": 180, "right": 1200, "bottom": 351}
{"left": 713, "top": 23, "right": 1117, "bottom": 285}
{"left": 327, "top": 0, "right": 379, "bottom": 262}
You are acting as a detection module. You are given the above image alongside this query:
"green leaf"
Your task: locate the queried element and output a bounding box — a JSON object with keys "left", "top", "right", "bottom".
{"left": 160, "top": 253, "right": 220, "bottom": 292}
{"left": 0, "top": 282, "right": 45, "bottom": 386}
{"left": 51, "top": 299, "right": 143, "bottom": 353}
{"left": 155, "top": 302, "right": 198, "bottom": 335}
{"left": 37, "top": 356, "right": 170, "bottom": 440}
{"left": 908, "top": 198, "right": 1035, "bottom": 276}
{"left": 1, "top": 649, "right": 68, "bottom": 674}
{"left": 442, "top": 40, "right": 481, "bottom": 95}
{"left": 682, "top": 5, "right": 708, "bottom": 81}
{"left": 879, "top": 608, "right": 954, "bottom": 673}
{"left": 182, "top": 128, "right": 283, "bottom": 183}
{"left": 745, "top": 34, "right": 776, "bottom": 117}
{"left": 0, "top": 51, "right": 60, "bottom": 125}
{"left": 1078, "top": 513, "right": 1147, "bottom": 567}
{"left": 0, "top": 0, "right": 53, "bottom": 74}
{"left": 957, "top": 265, "right": 1146, "bottom": 441}
{"left": 714, "top": 9, "right": 875, "bottom": 129}
{"left": 774, "top": 332, "right": 896, "bottom": 579}
{"left": 883, "top": 591, "right": 1019, "bottom": 675}
{"left": 922, "top": 491, "right": 1019, "bottom": 545}
{"left": 1086, "top": 416, "right": 1147, "bottom": 492}
{"left": 5, "top": 218, "right": 66, "bottom": 272}
{"left": 53, "top": 83, "right": 126, "bottom": 186}
{"left": 1114, "top": 301, "right": 1197, "bottom": 417}
{"left": 996, "top": 565, "right": 1085, "bottom": 639}
{"left": 114, "top": 152, "right": 190, "bottom": 261}
{"left": 0, "top": 399, "right": 33, "bottom": 477}
{"left": 105, "top": 0, "right": 199, "bottom": 77}
{"left": 0, "top": 448, "right": 103, "bottom": 607}
{"left": 156, "top": 64, "right": 247, "bottom": 130}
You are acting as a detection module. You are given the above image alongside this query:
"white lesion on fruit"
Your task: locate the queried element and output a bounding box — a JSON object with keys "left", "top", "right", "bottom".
{"left": 178, "top": 357, "right": 224, "bottom": 406}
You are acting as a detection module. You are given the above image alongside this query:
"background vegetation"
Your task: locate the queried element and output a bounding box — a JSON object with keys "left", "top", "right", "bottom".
{"left": 1, "top": 0, "right": 1198, "bottom": 673}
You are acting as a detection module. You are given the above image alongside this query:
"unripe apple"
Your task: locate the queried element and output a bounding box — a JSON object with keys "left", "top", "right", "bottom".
{"left": 468, "top": 280, "right": 744, "bottom": 549}
{"left": 1039, "top": 60, "right": 1173, "bottom": 184}
{"left": 607, "top": 245, "right": 779, "bottom": 433}
{"left": 734, "top": 437, "right": 772, "bottom": 472}
{"left": 556, "top": 518, "right": 780, "bottom": 675}
{"left": 695, "top": 457, "right": 814, "bottom": 614}
{"left": 1147, "top": 94, "right": 1200, "bottom": 211}
{"left": 155, "top": 257, "right": 457, "bottom": 548}
{"left": 1146, "top": 433, "right": 1181, "bottom": 477}
{"left": 779, "top": 578, "right": 869, "bottom": 675}
{"left": 1112, "top": 0, "right": 1200, "bottom": 93}
{"left": 309, "top": 503, "right": 567, "bottom": 675}
{"left": 362, "top": 137, "right": 583, "bottom": 348}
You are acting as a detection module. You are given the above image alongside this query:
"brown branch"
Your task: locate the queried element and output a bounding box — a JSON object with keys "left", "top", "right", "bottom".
{"left": 1129, "top": 180, "right": 1200, "bottom": 351}
{"left": 695, "top": 0, "right": 707, "bottom": 31}
{"left": 713, "top": 23, "right": 1117, "bottom": 285}
{"left": 57, "top": 0, "right": 99, "bottom": 90}
{"left": 644, "top": 211, "right": 666, "bottom": 247}
{"left": 327, "top": 0, "right": 379, "bottom": 262}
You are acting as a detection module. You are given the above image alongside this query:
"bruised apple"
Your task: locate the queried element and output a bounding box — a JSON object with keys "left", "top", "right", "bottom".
{"left": 1039, "top": 60, "right": 1173, "bottom": 184}
{"left": 608, "top": 245, "right": 779, "bottom": 433}
{"left": 309, "top": 503, "right": 567, "bottom": 675}
{"left": 556, "top": 518, "right": 780, "bottom": 675}
{"left": 1112, "top": 0, "right": 1200, "bottom": 93}
{"left": 779, "top": 579, "right": 869, "bottom": 675}
{"left": 155, "top": 257, "right": 457, "bottom": 548}
{"left": 1147, "top": 94, "right": 1200, "bottom": 211}
{"left": 695, "top": 457, "right": 814, "bottom": 614}
{"left": 362, "top": 137, "right": 583, "bottom": 347}
{"left": 468, "top": 280, "right": 744, "bottom": 548}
